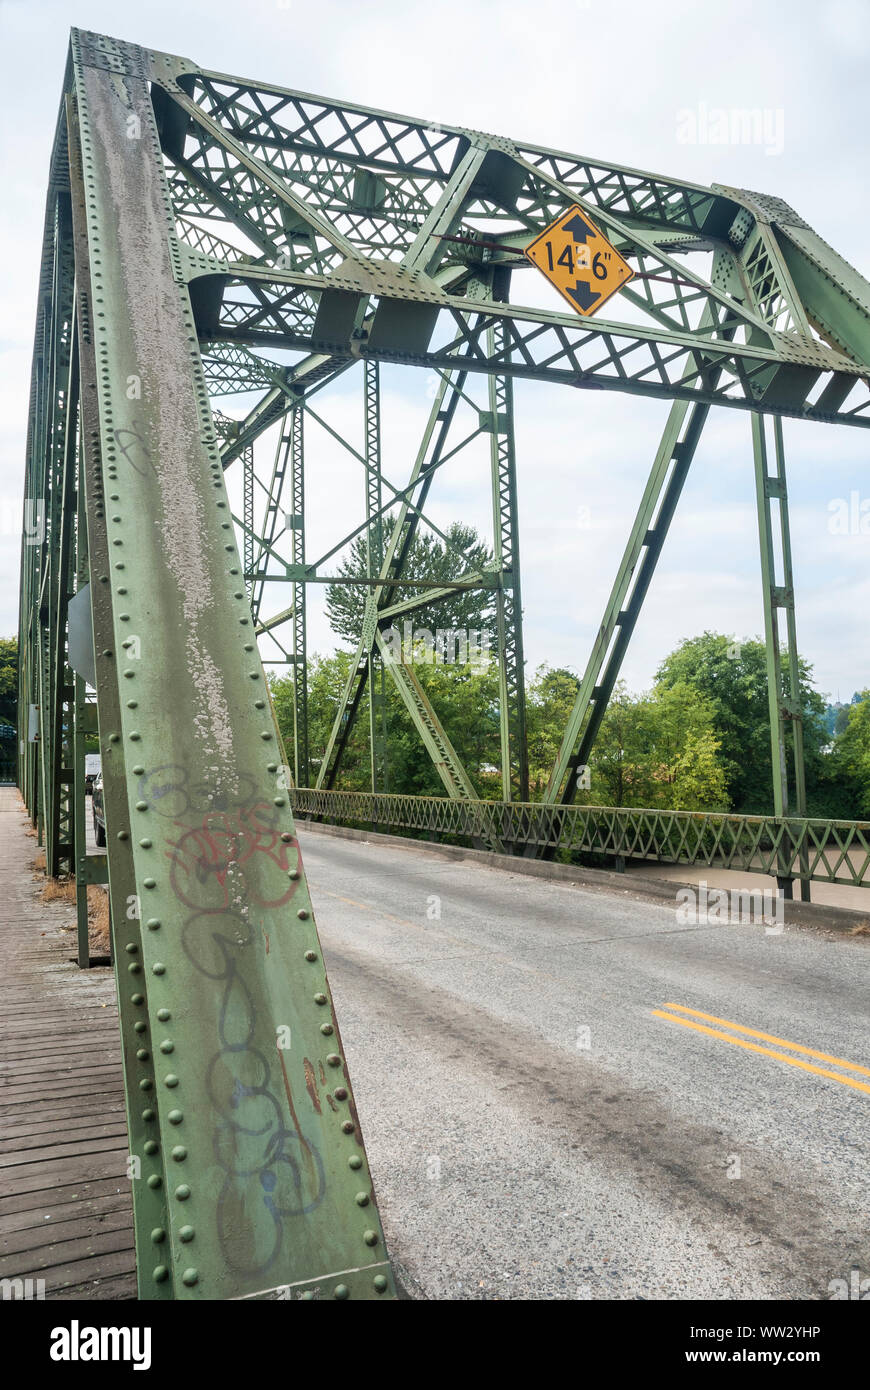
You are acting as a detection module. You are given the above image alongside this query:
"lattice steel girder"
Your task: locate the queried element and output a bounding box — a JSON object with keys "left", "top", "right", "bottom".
{"left": 21, "top": 29, "right": 395, "bottom": 1302}
{"left": 97, "top": 25, "right": 870, "bottom": 428}
{"left": 291, "top": 789, "right": 870, "bottom": 890}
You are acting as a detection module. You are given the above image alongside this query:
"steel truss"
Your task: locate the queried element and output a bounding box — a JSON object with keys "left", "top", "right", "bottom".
{"left": 18, "top": 28, "right": 870, "bottom": 1294}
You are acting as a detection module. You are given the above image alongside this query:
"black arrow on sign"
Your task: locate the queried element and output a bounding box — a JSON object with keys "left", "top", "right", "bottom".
{"left": 567, "top": 280, "right": 601, "bottom": 311}
{"left": 562, "top": 213, "right": 595, "bottom": 244}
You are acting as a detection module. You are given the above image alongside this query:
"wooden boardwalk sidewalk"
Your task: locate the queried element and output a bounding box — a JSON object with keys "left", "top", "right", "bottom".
{"left": 0, "top": 784, "right": 135, "bottom": 1299}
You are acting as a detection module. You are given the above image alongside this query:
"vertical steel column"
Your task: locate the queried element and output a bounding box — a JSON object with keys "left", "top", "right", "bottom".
{"left": 364, "top": 361, "right": 388, "bottom": 793}
{"left": 290, "top": 406, "right": 309, "bottom": 785}
{"left": 751, "top": 412, "right": 809, "bottom": 900}
{"left": 487, "top": 322, "right": 528, "bottom": 802}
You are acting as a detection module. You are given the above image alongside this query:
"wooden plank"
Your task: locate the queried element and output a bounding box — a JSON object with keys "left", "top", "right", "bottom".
{"left": 0, "top": 786, "right": 134, "bottom": 1298}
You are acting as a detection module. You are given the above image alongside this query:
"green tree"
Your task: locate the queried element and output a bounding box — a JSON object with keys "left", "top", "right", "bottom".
{"left": 324, "top": 522, "right": 496, "bottom": 647}
{"left": 525, "top": 665, "right": 580, "bottom": 798}
{"left": 830, "top": 691, "right": 870, "bottom": 818}
{"left": 270, "top": 646, "right": 502, "bottom": 796}
{"left": 0, "top": 637, "right": 18, "bottom": 728}
{"left": 655, "top": 631, "right": 829, "bottom": 814}
{"left": 589, "top": 679, "right": 728, "bottom": 811}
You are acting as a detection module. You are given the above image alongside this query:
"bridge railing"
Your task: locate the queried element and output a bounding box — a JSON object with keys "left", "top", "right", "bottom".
{"left": 290, "top": 789, "right": 870, "bottom": 889}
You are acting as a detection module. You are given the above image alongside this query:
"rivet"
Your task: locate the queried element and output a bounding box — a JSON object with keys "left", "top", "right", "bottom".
{"left": 146, "top": 918, "right": 161, "bottom": 930}
{"left": 168, "top": 1109, "right": 183, "bottom": 1125}
{"left": 172, "top": 1145, "right": 187, "bottom": 1161}
{"left": 175, "top": 1184, "right": 191, "bottom": 1200}
{"left": 280, "top": 833, "right": 293, "bottom": 843}
{"left": 144, "top": 1140, "right": 158, "bottom": 1155}
{"left": 144, "top": 878, "right": 157, "bottom": 889}
{"left": 335, "top": 1087, "right": 348, "bottom": 1100}
{"left": 355, "top": 1192, "right": 369, "bottom": 1206}
{"left": 179, "top": 1225, "right": 194, "bottom": 1242}
{"left": 157, "top": 1008, "right": 171, "bottom": 1021}
{"left": 147, "top": 1174, "right": 161, "bottom": 1189}
{"left": 274, "top": 797, "right": 285, "bottom": 807}
{"left": 127, "top": 700, "right": 138, "bottom": 708}
{"left": 260, "top": 732, "right": 272, "bottom": 740}
{"left": 297, "top": 909, "right": 309, "bottom": 919}
{"left": 131, "top": 993, "right": 144, "bottom": 1004}
{"left": 142, "top": 1108, "right": 155, "bottom": 1122}
{"left": 304, "top": 950, "right": 317, "bottom": 962}
{"left": 133, "top": 765, "right": 144, "bottom": 775}
{"left": 152, "top": 962, "right": 165, "bottom": 974}
{"left": 125, "top": 942, "right": 138, "bottom": 953}
{"left": 130, "top": 731, "right": 141, "bottom": 741}
{"left": 314, "top": 993, "right": 327, "bottom": 1005}
{"left": 136, "top": 1048, "right": 149, "bottom": 1061}
{"left": 327, "top": 1053, "right": 341, "bottom": 1067}
{"left": 333, "top": 1284, "right": 350, "bottom": 1300}
{"left": 254, "top": 699, "right": 264, "bottom": 708}
{"left": 373, "top": 1275, "right": 388, "bottom": 1293}
{"left": 348, "top": 1155, "right": 362, "bottom": 1170}
{"left": 136, "top": 800, "right": 148, "bottom": 811}
{"left": 341, "top": 1120, "right": 354, "bottom": 1133}
{"left": 151, "top": 1228, "right": 165, "bottom": 1244}
{"left": 160, "top": 1040, "right": 175, "bottom": 1053}
{"left": 117, "top": 830, "right": 129, "bottom": 840}
{"left": 128, "top": 963, "right": 141, "bottom": 975}
{"left": 134, "top": 1021, "right": 146, "bottom": 1033}
{"left": 363, "top": 1230, "right": 379, "bottom": 1247}
{"left": 165, "top": 1073, "right": 179, "bottom": 1087}
{"left": 288, "top": 870, "right": 299, "bottom": 880}
{"left": 153, "top": 1266, "right": 169, "bottom": 1283}
{"left": 182, "top": 1268, "right": 199, "bottom": 1286}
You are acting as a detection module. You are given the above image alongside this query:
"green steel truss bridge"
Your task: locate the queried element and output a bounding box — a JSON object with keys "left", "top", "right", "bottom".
{"left": 17, "top": 29, "right": 870, "bottom": 1298}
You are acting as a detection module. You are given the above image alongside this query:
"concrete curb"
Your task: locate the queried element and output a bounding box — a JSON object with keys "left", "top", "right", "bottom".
{"left": 294, "top": 816, "right": 870, "bottom": 936}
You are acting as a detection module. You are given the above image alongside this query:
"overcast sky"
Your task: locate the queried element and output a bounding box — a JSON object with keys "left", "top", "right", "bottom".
{"left": 1, "top": 0, "right": 868, "bottom": 702}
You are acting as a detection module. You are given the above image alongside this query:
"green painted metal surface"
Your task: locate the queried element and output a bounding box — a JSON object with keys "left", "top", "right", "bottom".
{"left": 18, "top": 22, "right": 870, "bottom": 1299}
{"left": 292, "top": 788, "right": 870, "bottom": 890}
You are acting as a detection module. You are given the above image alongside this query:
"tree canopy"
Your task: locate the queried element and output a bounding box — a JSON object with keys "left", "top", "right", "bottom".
{"left": 324, "top": 522, "right": 496, "bottom": 648}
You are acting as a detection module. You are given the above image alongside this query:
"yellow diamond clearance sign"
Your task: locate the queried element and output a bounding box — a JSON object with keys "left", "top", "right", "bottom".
{"left": 524, "top": 204, "right": 634, "bottom": 317}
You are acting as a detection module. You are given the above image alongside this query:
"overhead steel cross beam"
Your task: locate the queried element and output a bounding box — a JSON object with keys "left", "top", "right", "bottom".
{"left": 128, "top": 33, "right": 870, "bottom": 427}
{"left": 19, "top": 28, "right": 396, "bottom": 1302}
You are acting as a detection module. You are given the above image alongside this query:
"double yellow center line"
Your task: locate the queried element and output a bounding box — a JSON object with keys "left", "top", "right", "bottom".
{"left": 653, "top": 1003, "right": 870, "bottom": 1095}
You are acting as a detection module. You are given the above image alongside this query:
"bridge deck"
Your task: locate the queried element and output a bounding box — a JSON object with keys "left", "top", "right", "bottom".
{"left": 0, "top": 786, "right": 135, "bottom": 1300}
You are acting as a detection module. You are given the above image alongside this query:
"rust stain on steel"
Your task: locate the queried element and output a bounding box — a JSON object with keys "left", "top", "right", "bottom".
{"left": 302, "top": 1057, "right": 321, "bottom": 1114}
{"left": 318, "top": 1061, "right": 327, "bottom": 1088}
{"left": 264, "top": 931, "right": 270, "bottom": 955}
{"left": 275, "top": 1045, "right": 320, "bottom": 1187}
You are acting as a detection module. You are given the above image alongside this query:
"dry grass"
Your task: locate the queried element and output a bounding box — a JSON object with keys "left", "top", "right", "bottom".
{"left": 30, "top": 850, "right": 46, "bottom": 874}
{"left": 850, "top": 922, "right": 870, "bottom": 936}
{"left": 87, "top": 886, "right": 111, "bottom": 955}
{"left": 41, "top": 876, "right": 77, "bottom": 904}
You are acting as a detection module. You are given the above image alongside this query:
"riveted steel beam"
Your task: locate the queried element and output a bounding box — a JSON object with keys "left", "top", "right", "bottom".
{"left": 19, "top": 28, "right": 396, "bottom": 1302}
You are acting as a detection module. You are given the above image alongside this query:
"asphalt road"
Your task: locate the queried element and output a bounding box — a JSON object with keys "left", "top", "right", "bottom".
{"left": 297, "top": 827, "right": 870, "bottom": 1301}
